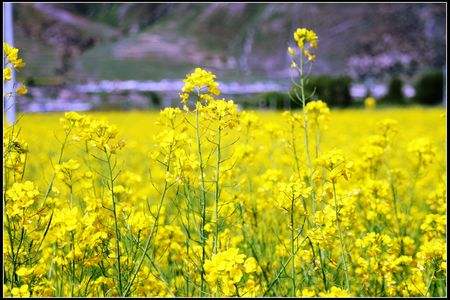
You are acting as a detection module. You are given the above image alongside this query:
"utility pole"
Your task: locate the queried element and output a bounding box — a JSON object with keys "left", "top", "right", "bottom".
{"left": 443, "top": 65, "right": 447, "bottom": 107}
{"left": 4, "top": 2, "right": 16, "bottom": 124}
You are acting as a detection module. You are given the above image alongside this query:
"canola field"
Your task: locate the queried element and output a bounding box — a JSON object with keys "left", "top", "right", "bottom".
{"left": 3, "top": 106, "right": 446, "bottom": 297}
{"left": 3, "top": 28, "right": 447, "bottom": 298}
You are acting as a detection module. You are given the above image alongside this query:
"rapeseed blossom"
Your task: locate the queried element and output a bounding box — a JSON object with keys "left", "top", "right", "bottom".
{"left": 3, "top": 42, "right": 28, "bottom": 97}
{"left": 293, "top": 28, "right": 318, "bottom": 61}
{"left": 4, "top": 42, "right": 26, "bottom": 70}
{"left": 180, "top": 67, "right": 220, "bottom": 105}
{"left": 4, "top": 67, "right": 12, "bottom": 81}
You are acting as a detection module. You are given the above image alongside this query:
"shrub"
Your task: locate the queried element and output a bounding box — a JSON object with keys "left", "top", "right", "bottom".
{"left": 143, "top": 91, "right": 162, "bottom": 108}
{"left": 235, "top": 96, "right": 260, "bottom": 109}
{"left": 414, "top": 70, "right": 444, "bottom": 105}
{"left": 259, "top": 92, "right": 291, "bottom": 109}
{"left": 382, "top": 77, "right": 405, "bottom": 104}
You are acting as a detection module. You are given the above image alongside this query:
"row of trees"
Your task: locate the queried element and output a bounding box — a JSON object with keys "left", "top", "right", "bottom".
{"left": 241, "top": 69, "right": 444, "bottom": 110}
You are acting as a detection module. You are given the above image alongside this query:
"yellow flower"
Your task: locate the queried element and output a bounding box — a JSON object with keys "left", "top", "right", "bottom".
{"left": 16, "top": 266, "right": 35, "bottom": 277}
{"left": 229, "top": 267, "right": 243, "bottom": 283}
{"left": 298, "top": 288, "right": 316, "bottom": 297}
{"left": 319, "top": 286, "right": 351, "bottom": 297}
{"left": 6, "top": 181, "right": 39, "bottom": 217}
{"left": 315, "top": 149, "right": 353, "bottom": 182}
{"left": 365, "top": 97, "right": 376, "bottom": 109}
{"left": 179, "top": 67, "right": 220, "bottom": 105}
{"left": 407, "top": 137, "right": 436, "bottom": 167}
{"left": 293, "top": 28, "right": 318, "bottom": 61}
{"left": 244, "top": 257, "right": 258, "bottom": 273}
{"left": 11, "top": 284, "right": 30, "bottom": 297}
{"left": 287, "top": 46, "right": 296, "bottom": 56}
{"left": 55, "top": 159, "right": 80, "bottom": 181}
{"left": 199, "top": 98, "right": 239, "bottom": 129}
{"left": 3, "top": 42, "right": 26, "bottom": 70}
{"left": 16, "top": 84, "right": 28, "bottom": 95}
{"left": 305, "top": 100, "right": 330, "bottom": 127}
{"left": 3, "top": 67, "right": 11, "bottom": 81}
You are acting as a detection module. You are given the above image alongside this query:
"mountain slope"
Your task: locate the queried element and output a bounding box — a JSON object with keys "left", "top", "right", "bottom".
{"left": 13, "top": 3, "right": 446, "bottom": 84}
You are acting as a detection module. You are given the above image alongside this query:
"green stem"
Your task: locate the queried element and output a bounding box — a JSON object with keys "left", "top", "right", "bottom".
{"left": 332, "top": 181, "right": 350, "bottom": 290}
{"left": 291, "top": 122, "right": 301, "bottom": 177}
{"left": 44, "top": 127, "right": 72, "bottom": 202}
{"left": 290, "top": 195, "right": 296, "bottom": 296}
{"left": 318, "top": 246, "right": 328, "bottom": 291}
{"left": 213, "top": 124, "right": 222, "bottom": 255}
{"left": 70, "top": 231, "right": 76, "bottom": 297}
{"left": 298, "top": 56, "right": 317, "bottom": 216}
{"left": 5, "top": 215, "right": 17, "bottom": 288}
{"left": 105, "top": 149, "right": 123, "bottom": 295}
{"left": 299, "top": 59, "right": 312, "bottom": 168}
{"left": 195, "top": 107, "right": 208, "bottom": 297}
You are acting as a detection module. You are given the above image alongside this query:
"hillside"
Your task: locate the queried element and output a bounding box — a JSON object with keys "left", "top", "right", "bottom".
{"left": 12, "top": 3, "right": 446, "bottom": 84}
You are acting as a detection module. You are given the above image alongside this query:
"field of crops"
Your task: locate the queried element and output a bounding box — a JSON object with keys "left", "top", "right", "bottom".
{"left": 3, "top": 27, "right": 447, "bottom": 298}
{"left": 3, "top": 104, "right": 446, "bottom": 297}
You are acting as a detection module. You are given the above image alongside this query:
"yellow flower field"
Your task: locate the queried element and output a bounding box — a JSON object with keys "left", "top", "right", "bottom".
{"left": 3, "top": 106, "right": 446, "bottom": 297}
{"left": 3, "top": 28, "right": 447, "bottom": 298}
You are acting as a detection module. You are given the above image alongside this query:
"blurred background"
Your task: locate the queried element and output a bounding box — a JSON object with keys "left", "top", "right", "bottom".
{"left": 5, "top": 3, "right": 447, "bottom": 112}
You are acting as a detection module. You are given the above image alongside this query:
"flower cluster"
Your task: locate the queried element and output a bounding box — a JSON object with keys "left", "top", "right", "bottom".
{"left": 204, "top": 248, "right": 261, "bottom": 296}
{"left": 198, "top": 98, "right": 240, "bottom": 129}
{"left": 408, "top": 137, "right": 436, "bottom": 169}
{"left": 3, "top": 42, "right": 26, "bottom": 70}
{"left": 305, "top": 100, "right": 330, "bottom": 129}
{"left": 179, "top": 67, "right": 220, "bottom": 105}
{"left": 3, "top": 42, "right": 27, "bottom": 95}
{"left": 5, "top": 181, "right": 39, "bottom": 218}
{"left": 315, "top": 149, "right": 353, "bottom": 183}
{"left": 293, "top": 28, "right": 318, "bottom": 61}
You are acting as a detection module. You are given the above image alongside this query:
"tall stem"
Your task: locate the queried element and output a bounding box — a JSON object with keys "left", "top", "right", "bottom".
{"left": 298, "top": 56, "right": 319, "bottom": 217}
{"left": 299, "top": 58, "right": 312, "bottom": 168}
{"left": 195, "top": 107, "right": 208, "bottom": 296}
{"left": 213, "top": 124, "right": 222, "bottom": 254}
{"left": 291, "top": 122, "right": 301, "bottom": 177}
{"left": 295, "top": 48, "right": 327, "bottom": 293}
{"left": 68, "top": 185, "right": 76, "bottom": 297}
{"left": 332, "top": 181, "right": 350, "bottom": 290}
{"left": 290, "top": 195, "right": 296, "bottom": 296}
{"left": 70, "top": 231, "right": 76, "bottom": 297}
{"left": 44, "top": 127, "right": 72, "bottom": 202}
{"left": 4, "top": 125, "right": 17, "bottom": 288}
{"left": 315, "top": 127, "right": 320, "bottom": 159}
{"left": 105, "top": 150, "right": 123, "bottom": 295}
